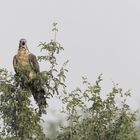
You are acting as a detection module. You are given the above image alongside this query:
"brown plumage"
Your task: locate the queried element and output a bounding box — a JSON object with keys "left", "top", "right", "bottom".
{"left": 13, "top": 39, "right": 40, "bottom": 80}
{"left": 13, "top": 39, "right": 46, "bottom": 113}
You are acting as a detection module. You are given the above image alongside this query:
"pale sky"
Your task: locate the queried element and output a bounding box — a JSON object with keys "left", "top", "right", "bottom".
{"left": 0, "top": 0, "right": 140, "bottom": 113}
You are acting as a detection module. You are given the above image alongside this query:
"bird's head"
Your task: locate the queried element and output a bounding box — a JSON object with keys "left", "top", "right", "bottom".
{"left": 18, "top": 38, "right": 28, "bottom": 50}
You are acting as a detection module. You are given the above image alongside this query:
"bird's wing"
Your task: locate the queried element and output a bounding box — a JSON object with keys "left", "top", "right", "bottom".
{"left": 29, "top": 53, "right": 40, "bottom": 73}
{"left": 13, "top": 55, "right": 18, "bottom": 73}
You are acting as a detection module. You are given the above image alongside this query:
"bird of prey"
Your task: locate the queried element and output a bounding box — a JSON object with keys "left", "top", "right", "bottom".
{"left": 13, "top": 38, "right": 46, "bottom": 113}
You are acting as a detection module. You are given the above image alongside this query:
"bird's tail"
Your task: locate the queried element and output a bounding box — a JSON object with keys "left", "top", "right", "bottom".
{"left": 30, "top": 79, "right": 47, "bottom": 115}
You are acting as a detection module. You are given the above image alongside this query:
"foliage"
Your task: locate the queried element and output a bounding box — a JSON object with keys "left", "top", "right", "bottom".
{"left": 37, "top": 22, "right": 67, "bottom": 98}
{"left": 57, "top": 75, "right": 138, "bottom": 140}
{"left": 0, "top": 23, "right": 67, "bottom": 139}
{"left": 0, "top": 69, "right": 46, "bottom": 139}
{"left": 0, "top": 23, "right": 138, "bottom": 139}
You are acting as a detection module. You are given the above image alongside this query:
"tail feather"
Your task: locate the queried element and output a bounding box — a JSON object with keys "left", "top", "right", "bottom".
{"left": 14, "top": 73, "right": 47, "bottom": 115}
{"left": 32, "top": 88, "right": 47, "bottom": 106}
{"left": 30, "top": 79, "right": 47, "bottom": 114}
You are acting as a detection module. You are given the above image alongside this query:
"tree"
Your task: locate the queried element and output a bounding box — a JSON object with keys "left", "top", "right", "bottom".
{"left": 0, "top": 23, "right": 138, "bottom": 140}
{"left": 57, "top": 75, "right": 138, "bottom": 140}
{"left": 0, "top": 23, "right": 67, "bottom": 139}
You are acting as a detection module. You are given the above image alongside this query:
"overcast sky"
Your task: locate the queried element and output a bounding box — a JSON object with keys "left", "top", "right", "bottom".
{"left": 0, "top": 0, "right": 140, "bottom": 112}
